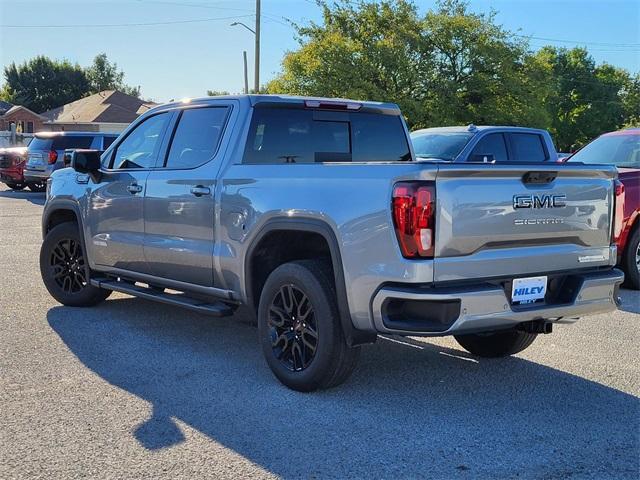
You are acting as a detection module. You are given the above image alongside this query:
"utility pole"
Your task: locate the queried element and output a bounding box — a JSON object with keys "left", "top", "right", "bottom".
{"left": 254, "top": 0, "right": 261, "bottom": 93}
{"left": 243, "top": 50, "right": 249, "bottom": 95}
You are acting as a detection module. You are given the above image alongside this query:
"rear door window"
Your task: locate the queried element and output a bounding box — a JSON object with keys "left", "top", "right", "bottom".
{"left": 243, "top": 107, "right": 410, "bottom": 164}
{"left": 351, "top": 113, "right": 411, "bottom": 162}
{"left": 509, "top": 133, "right": 548, "bottom": 162}
{"left": 469, "top": 133, "right": 508, "bottom": 162}
{"left": 164, "top": 107, "right": 229, "bottom": 169}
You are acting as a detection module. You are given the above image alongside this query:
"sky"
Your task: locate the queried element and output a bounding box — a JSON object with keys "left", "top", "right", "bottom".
{"left": 0, "top": 0, "right": 638, "bottom": 103}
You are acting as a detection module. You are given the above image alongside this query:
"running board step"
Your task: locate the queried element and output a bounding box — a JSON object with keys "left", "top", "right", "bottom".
{"left": 91, "top": 278, "right": 234, "bottom": 317}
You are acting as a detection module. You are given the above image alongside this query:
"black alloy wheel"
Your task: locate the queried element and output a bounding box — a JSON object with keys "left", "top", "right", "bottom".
{"left": 257, "top": 260, "right": 360, "bottom": 391}
{"left": 50, "top": 238, "right": 87, "bottom": 293}
{"left": 40, "top": 222, "right": 111, "bottom": 307}
{"left": 268, "top": 284, "right": 319, "bottom": 371}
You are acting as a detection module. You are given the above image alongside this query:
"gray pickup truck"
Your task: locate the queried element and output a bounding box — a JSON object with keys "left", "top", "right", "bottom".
{"left": 40, "top": 95, "right": 624, "bottom": 391}
{"left": 411, "top": 125, "right": 559, "bottom": 163}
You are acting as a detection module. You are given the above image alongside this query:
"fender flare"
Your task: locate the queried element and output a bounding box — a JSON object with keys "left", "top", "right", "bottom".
{"left": 244, "top": 217, "right": 377, "bottom": 346}
{"left": 42, "top": 200, "right": 89, "bottom": 257}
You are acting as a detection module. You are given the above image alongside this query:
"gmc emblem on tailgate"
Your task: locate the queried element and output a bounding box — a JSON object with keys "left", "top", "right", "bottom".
{"left": 513, "top": 194, "right": 566, "bottom": 209}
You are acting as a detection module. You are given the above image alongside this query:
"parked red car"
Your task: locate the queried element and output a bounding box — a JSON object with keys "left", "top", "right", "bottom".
{"left": 0, "top": 146, "right": 32, "bottom": 191}
{"left": 567, "top": 128, "right": 640, "bottom": 289}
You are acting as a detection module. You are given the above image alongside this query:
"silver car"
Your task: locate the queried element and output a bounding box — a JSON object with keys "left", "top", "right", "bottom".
{"left": 23, "top": 132, "right": 118, "bottom": 190}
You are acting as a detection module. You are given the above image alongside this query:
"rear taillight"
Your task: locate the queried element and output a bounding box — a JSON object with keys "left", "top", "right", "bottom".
{"left": 613, "top": 179, "right": 625, "bottom": 242}
{"left": 392, "top": 182, "right": 435, "bottom": 258}
{"left": 48, "top": 150, "right": 58, "bottom": 164}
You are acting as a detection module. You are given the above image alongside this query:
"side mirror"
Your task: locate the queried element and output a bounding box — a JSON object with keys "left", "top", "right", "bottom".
{"left": 470, "top": 153, "right": 495, "bottom": 163}
{"left": 70, "top": 149, "right": 101, "bottom": 173}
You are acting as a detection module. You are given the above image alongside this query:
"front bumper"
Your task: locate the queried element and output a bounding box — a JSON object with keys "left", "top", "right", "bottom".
{"left": 371, "top": 269, "right": 624, "bottom": 336}
{"left": 0, "top": 169, "right": 23, "bottom": 183}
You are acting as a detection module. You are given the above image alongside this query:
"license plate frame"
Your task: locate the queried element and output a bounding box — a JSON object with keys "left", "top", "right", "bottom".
{"left": 511, "top": 276, "right": 547, "bottom": 305}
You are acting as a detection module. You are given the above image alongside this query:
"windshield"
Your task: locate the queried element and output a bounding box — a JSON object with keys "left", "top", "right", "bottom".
{"left": 410, "top": 131, "right": 474, "bottom": 161}
{"left": 569, "top": 134, "right": 640, "bottom": 169}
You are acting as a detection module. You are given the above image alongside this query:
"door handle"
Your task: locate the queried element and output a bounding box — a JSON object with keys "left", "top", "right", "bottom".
{"left": 127, "top": 183, "right": 143, "bottom": 194}
{"left": 190, "top": 186, "right": 211, "bottom": 197}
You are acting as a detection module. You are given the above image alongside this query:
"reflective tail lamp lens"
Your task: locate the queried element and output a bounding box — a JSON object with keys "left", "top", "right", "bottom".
{"left": 392, "top": 182, "right": 435, "bottom": 258}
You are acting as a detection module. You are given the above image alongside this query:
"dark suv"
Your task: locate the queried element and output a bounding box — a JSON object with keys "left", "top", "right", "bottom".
{"left": 23, "top": 132, "right": 118, "bottom": 190}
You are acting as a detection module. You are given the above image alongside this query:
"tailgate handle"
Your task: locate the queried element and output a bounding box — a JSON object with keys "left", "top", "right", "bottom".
{"left": 523, "top": 171, "right": 557, "bottom": 184}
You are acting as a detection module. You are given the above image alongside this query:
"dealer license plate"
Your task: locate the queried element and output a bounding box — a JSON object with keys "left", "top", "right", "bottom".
{"left": 511, "top": 276, "right": 547, "bottom": 305}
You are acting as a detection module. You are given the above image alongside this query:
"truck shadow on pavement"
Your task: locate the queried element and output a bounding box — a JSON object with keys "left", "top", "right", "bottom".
{"left": 0, "top": 189, "right": 46, "bottom": 206}
{"left": 47, "top": 299, "right": 639, "bottom": 479}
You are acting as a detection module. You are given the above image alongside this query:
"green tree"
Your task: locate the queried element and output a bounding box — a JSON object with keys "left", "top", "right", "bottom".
{"left": 267, "top": 0, "right": 550, "bottom": 129}
{"left": 267, "top": 0, "right": 430, "bottom": 124}
{"left": 2, "top": 56, "right": 90, "bottom": 113}
{"left": 533, "top": 47, "right": 631, "bottom": 150}
{"left": 85, "top": 53, "right": 140, "bottom": 97}
{"left": 621, "top": 72, "right": 640, "bottom": 128}
{"left": 206, "top": 90, "right": 231, "bottom": 96}
{"left": 419, "top": 0, "right": 550, "bottom": 127}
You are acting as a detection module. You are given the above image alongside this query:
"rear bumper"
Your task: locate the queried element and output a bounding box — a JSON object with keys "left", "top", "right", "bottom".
{"left": 371, "top": 269, "right": 625, "bottom": 336}
{"left": 23, "top": 168, "right": 51, "bottom": 181}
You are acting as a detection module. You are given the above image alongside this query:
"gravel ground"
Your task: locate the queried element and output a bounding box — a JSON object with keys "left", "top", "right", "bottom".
{"left": 0, "top": 184, "right": 638, "bottom": 480}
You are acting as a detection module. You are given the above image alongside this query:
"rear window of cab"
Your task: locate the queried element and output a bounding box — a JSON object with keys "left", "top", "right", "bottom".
{"left": 243, "top": 107, "right": 412, "bottom": 164}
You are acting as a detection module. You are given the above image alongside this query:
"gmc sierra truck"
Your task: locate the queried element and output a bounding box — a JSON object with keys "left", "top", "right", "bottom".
{"left": 40, "top": 95, "right": 624, "bottom": 391}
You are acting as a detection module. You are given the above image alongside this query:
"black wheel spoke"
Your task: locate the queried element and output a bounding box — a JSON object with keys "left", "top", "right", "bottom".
{"left": 52, "top": 265, "right": 66, "bottom": 279}
{"left": 281, "top": 285, "right": 295, "bottom": 314}
{"left": 268, "top": 283, "right": 318, "bottom": 372}
{"left": 301, "top": 333, "right": 317, "bottom": 354}
{"left": 291, "top": 341, "right": 302, "bottom": 371}
{"left": 297, "top": 294, "right": 312, "bottom": 321}
{"left": 52, "top": 246, "right": 66, "bottom": 263}
{"left": 268, "top": 304, "right": 290, "bottom": 328}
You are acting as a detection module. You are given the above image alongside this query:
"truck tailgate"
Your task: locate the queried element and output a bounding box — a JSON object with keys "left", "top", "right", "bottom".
{"left": 433, "top": 163, "right": 617, "bottom": 282}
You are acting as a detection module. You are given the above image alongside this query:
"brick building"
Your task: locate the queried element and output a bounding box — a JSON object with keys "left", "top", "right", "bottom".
{"left": 0, "top": 103, "right": 47, "bottom": 133}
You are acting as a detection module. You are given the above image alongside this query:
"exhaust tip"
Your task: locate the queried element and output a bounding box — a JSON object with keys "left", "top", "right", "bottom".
{"left": 518, "top": 320, "right": 553, "bottom": 334}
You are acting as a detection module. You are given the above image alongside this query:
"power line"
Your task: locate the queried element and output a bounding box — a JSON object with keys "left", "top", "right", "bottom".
{"left": 136, "top": 0, "right": 292, "bottom": 27}
{"left": 515, "top": 33, "right": 640, "bottom": 48}
{"left": 1, "top": 14, "right": 254, "bottom": 28}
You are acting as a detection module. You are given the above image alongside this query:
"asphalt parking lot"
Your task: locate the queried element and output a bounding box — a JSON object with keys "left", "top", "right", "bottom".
{"left": 0, "top": 183, "right": 638, "bottom": 480}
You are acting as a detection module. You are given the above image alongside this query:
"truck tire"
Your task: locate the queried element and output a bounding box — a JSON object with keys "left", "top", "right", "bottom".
{"left": 40, "top": 222, "right": 111, "bottom": 307}
{"left": 258, "top": 260, "right": 360, "bottom": 392}
{"left": 622, "top": 227, "right": 639, "bottom": 290}
{"left": 28, "top": 181, "right": 46, "bottom": 193}
{"left": 6, "top": 182, "right": 26, "bottom": 191}
{"left": 454, "top": 329, "right": 537, "bottom": 358}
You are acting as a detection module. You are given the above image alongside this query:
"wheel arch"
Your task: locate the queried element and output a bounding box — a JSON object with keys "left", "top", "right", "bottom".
{"left": 244, "top": 218, "right": 376, "bottom": 346}
{"left": 42, "top": 201, "right": 83, "bottom": 237}
{"left": 621, "top": 210, "right": 640, "bottom": 258}
{"left": 42, "top": 201, "right": 89, "bottom": 264}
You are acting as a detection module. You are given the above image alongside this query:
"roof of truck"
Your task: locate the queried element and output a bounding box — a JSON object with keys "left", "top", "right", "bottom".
{"left": 411, "top": 125, "right": 550, "bottom": 135}
{"left": 148, "top": 94, "right": 401, "bottom": 115}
